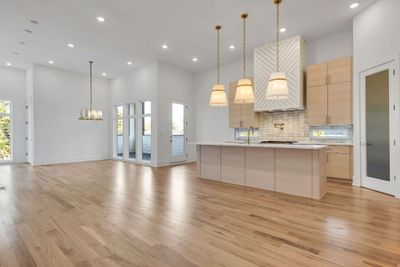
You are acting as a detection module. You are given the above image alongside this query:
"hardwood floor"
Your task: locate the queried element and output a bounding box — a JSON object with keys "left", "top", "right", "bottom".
{"left": 0, "top": 160, "right": 399, "bottom": 267}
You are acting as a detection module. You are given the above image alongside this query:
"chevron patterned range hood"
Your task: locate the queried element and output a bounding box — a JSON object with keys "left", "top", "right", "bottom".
{"left": 254, "top": 35, "right": 306, "bottom": 111}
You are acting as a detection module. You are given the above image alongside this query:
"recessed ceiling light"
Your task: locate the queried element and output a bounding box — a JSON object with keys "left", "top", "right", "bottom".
{"left": 30, "top": 20, "right": 39, "bottom": 25}
{"left": 127, "top": 61, "right": 132, "bottom": 65}
{"left": 162, "top": 44, "right": 168, "bottom": 49}
{"left": 280, "top": 28, "right": 287, "bottom": 33}
{"left": 13, "top": 52, "right": 19, "bottom": 55}
{"left": 97, "top": 16, "right": 105, "bottom": 22}
{"left": 48, "top": 60, "right": 54, "bottom": 64}
{"left": 19, "top": 41, "right": 26, "bottom": 45}
{"left": 67, "top": 43, "right": 74, "bottom": 48}
{"left": 102, "top": 72, "right": 107, "bottom": 76}
{"left": 24, "top": 29, "right": 33, "bottom": 34}
{"left": 350, "top": 2, "right": 359, "bottom": 9}
{"left": 6, "top": 62, "right": 12, "bottom": 66}
{"left": 229, "top": 45, "right": 235, "bottom": 50}
{"left": 192, "top": 57, "right": 198, "bottom": 62}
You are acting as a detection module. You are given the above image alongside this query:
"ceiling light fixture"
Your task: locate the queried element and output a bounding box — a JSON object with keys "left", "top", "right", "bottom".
{"left": 24, "top": 29, "right": 33, "bottom": 34}
{"left": 192, "top": 57, "right": 198, "bottom": 62}
{"left": 67, "top": 43, "right": 75, "bottom": 48}
{"left": 13, "top": 52, "right": 19, "bottom": 55}
{"left": 48, "top": 60, "right": 54, "bottom": 64}
{"left": 209, "top": 25, "right": 227, "bottom": 107}
{"left": 350, "top": 2, "right": 359, "bottom": 9}
{"left": 229, "top": 45, "right": 235, "bottom": 50}
{"left": 102, "top": 72, "right": 107, "bottom": 76}
{"left": 162, "top": 44, "right": 168, "bottom": 49}
{"left": 97, "top": 16, "right": 105, "bottom": 22}
{"left": 234, "top": 13, "right": 255, "bottom": 104}
{"left": 79, "top": 61, "right": 103, "bottom": 121}
{"left": 127, "top": 61, "right": 132, "bottom": 65}
{"left": 19, "top": 41, "right": 26, "bottom": 45}
{"left": 280, "top": 27, "right": 287, "bottom": 33}
{"left": 6, "top": 62, "right": 12, "bottom": 66}
{"left": 266, "top": 0, "right": 289, "bottom": 100}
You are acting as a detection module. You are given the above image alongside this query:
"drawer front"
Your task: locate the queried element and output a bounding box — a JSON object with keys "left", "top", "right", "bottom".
{"left": 327, "top": 145, "right": 350, "bottom": 154}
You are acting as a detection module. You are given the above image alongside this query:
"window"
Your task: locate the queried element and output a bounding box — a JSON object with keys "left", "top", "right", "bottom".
{"left": 141, "top": 101, "right": 151, "bottom": 161}
{"left": 128, "top": 104, "right": 136, "bottom": 159}
{"left": 234, "top": 128, "right": 261, "bottom": 142}
{"left": 0, "top": 100, "right": 11, "bottom": 161}
{"left": 114, "top": 105, "right": 124, "bottom": 157}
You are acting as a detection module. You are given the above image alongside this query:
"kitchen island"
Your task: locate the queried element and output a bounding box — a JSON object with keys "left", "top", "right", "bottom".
{"left": 195, "top": 142, "right": 327, "bottom": 199}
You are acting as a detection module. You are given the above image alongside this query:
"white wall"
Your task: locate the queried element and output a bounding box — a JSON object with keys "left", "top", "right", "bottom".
{"left": 0, "top": 66, "right": 27, "bottom": 163}
{"left": 110, "top": 63, "right": 159, "bottom": 165}
{"left": 352, "top": 0, "right": 400, "bottom": 192}
{"left": 157, "top": 63, "right": 194, "bottom": 165}
{"left": 32, "top": 65, "right": 111, "bottom": 165}
{"left": 307, "top": 30, "right": 353, "bottom": 65}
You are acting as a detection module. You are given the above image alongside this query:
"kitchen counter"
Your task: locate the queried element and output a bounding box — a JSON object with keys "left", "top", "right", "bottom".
{"left": 196, "top": 143, "right": 327, "bottom": 199}
{"left": 193, "top": 142, "right": 326, "bottom": 150}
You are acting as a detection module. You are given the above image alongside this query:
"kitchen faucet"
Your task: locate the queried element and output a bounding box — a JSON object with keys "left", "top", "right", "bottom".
{"left": 247, "top": 126, "right": 254, "bottom": 145}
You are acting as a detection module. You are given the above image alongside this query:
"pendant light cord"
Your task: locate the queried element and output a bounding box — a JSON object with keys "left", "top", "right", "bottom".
{"left": 242, "top": 14, "right": 247, "bottom": 79}
{"left": 89, "top": 61, "right": 93, "bottom": 111}
{"left": 216, "top": 26, "right": 221, "bottom": 84}
{"left": 276, "top": 1, "right": 280, "bottom": 72}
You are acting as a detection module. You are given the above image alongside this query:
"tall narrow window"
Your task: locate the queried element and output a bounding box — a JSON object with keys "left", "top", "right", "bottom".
{"left": 0, "top": 100, "right": 11, "bottom": 161}
{"left": 128, "top": 104, "right": 136, "bottom": 160}
{"left": 115, "top": 105, "right": 124, "bottom": 158}
{"left": 141, "top": 101, "right": 151, "bottom": 161}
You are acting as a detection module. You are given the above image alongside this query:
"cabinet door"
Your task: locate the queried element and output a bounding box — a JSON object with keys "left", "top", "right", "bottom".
{"left": 328, "top": 57, "right": 352, "bottom": 84}
{"left": 307, "top": 85, "right": 328, "bottom": 126}
{"left": 307, "top": 62, "right": 327, "bottom": 87}
{"left": 326, "top": 146, "right": 352, "bottom": 179}
{"left": 328, "top": 82, "right": 352, "bottom": 124}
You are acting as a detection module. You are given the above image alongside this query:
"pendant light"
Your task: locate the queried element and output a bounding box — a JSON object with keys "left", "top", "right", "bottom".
{"left": 209, "top": 25, "right": 227, "bottom": 107}
{"left": 79, "top": 61, "right": 103, "bottom": 120}
{"left": 266, "top": 0, "right": 289, "bottom": 100}
{"left": 234, "top": 13, "right": 255, "bottom": 104}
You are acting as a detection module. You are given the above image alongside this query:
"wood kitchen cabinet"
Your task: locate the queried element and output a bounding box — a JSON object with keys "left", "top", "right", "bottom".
{"left": 307, "top": 57, "right": 352, "bottom": 126}
{"left": 229, "top": 80, "right": 260, "bottom": 128}
{"left": 326, "top": 145, "right": 353, "bottom": 180}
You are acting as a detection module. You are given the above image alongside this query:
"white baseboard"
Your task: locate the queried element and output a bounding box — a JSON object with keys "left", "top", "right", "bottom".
{"left": 33, "top": 155, "right": 111, "bottom": 166}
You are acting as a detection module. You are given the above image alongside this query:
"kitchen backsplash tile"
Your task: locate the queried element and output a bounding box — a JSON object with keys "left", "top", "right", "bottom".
{"left": 259, "top": 110, "right": 353, "bottom": 144}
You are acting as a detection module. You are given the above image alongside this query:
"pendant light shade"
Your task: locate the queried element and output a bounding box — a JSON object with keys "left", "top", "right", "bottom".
{"left": 79, "top": 61, "right": 103, "bottom": 120}
{"left": 209, "top": 25, "right": 227, "bottom": 107}
{"left": 235, "top": 13, "right": 255, "bottom": 104}
{"left": 266, "top": 0, "right": 289, "bottom": 100}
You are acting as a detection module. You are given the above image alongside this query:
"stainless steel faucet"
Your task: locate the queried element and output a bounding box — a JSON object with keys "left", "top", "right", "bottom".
{"left": 247, "top": 126, "right": 254, "bottom": 145}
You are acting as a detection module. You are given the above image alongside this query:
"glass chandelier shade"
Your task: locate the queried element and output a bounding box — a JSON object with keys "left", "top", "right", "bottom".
{"left": 79, "top": 61, "right": 103, "bottom": 121}
{"left": 235, "top": 78, "right": 255, "bottom": 104}
{"left": 266, "top": 0, "right": 289, "bottom": 100}
{"left": 209, "top": 25, "right": 227, "bottom": 107}
{"left": 235, "top": 13, "right": 255, "bottom": 104}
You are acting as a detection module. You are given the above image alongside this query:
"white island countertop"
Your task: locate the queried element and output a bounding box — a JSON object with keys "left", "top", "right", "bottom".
{"left": 193, "top": 142, "right": 327, "bottom": 150}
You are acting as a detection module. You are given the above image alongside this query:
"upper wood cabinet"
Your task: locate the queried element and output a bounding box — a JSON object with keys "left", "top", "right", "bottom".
{"left": 307, "top": 57, "right": 352, "bottom": 126}
{"left": 229, "top": 80, "right": 260, "bottom": 128}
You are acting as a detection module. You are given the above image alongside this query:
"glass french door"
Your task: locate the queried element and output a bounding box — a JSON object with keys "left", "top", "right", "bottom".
{"left": 170, "top": 102, "right": 187, "bottom": 163}
{"left": 360, "top": 61, "right": 398, "bottom": 195}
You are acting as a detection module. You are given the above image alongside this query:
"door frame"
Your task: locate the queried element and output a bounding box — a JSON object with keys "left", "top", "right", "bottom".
{"left": 359, "top": 60, "right": 400, "bottom": 196}
{"left": 169, "top": 100, "right": 188, "bottom": 163}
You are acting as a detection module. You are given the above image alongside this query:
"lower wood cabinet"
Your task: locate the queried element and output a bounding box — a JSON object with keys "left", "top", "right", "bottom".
{"left": 221, "top": 146, "right": 245, "bottom": 185}
{"left": 245, "top": 147, "right": 275, "bottom": 190}
{"left": 326, "top": 145, "right": 353, "bottom": 180}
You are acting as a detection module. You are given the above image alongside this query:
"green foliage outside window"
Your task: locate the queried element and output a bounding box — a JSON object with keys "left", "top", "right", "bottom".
{"left": 0, "top": 100, "right": 11, "bottom": 160}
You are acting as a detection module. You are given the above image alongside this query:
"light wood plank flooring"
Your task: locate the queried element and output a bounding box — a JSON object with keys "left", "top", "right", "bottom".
{"left": 0, "top": 160, "right": 399, "bottom": 267}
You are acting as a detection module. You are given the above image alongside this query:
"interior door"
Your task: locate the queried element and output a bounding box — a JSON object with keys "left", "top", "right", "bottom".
{"left": 170, "top": 102, "right": 187, "bottom": 163}
{"left": 360, "top": 61, "right": 398, "bottom": 195}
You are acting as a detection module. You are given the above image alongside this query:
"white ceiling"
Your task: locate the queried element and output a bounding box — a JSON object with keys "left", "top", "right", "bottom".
{"left": 0, "top": 0, "right": 376, "bottom": 78}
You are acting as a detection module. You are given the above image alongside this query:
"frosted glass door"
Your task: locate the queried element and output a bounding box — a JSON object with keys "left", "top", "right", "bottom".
{"left": 365, "top": 70, "right": 390, "bottom": 181}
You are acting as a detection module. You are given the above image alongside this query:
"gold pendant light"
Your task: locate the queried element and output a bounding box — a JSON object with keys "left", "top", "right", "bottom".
{"left": 266, "top": 0, "right": 289, "bottom": 100}
{"left": 234, "top": 13, "right": 255, "bottom": 104}
{"left": 209, "top": 25, "right": 227, "bottom": 107}
{"left": 79, "top": 61, "right": 103, "bottom": 120}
